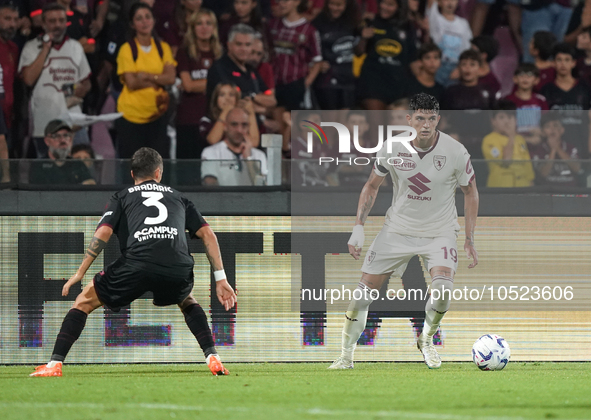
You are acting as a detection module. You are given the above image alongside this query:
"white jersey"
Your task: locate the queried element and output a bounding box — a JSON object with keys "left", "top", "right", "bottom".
{"left": 18, "top": 37, "right": 91, "bottom": 138}
{"left": 374, "top": 131, "right": 474, "bottom": 238}
{"left": 201, "top": 140, "right": 268, "bottom": 186}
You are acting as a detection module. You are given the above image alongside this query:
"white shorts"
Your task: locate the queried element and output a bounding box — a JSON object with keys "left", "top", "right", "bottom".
{"left": 360, "top": 228, "right": 458, "bottom": 276}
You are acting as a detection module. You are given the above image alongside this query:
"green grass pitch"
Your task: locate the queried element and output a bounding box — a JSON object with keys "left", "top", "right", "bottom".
{"left": 1, "top": 363, "right": 590, "bottom": 420}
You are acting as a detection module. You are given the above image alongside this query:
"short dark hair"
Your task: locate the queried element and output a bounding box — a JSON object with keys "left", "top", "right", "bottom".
{"left": 532, "top": 31, "right": 557, "bottom": 61}
{"left": 492, "top": 99, "right": 517, "bottom": 118}
{"left": 514, "top": 62, "right": 540, "bottom": 77}
{"left": 409, "top": 93, "right": 439, "bottom": 114}
{"left": 71, "top": 144, "right": 96, "bottom": 159}
{"left": 0, "top": 3, "right": 18, "bottom": 13}
{"left": 42, "top": 2, "right": 67, "bottom": 18}
{"left": 459, "top": 49, "right": 481, "bottom": 64}
{"left": 131, "top": 147, "right": 163, "bottom": 179}
{"left": 418, "top": 43, "right": 441, "bottom": 60}
{"left": 471, "top": 35, "right": 499, "bottom": 62}
{"left": 553, "top": 42, "right": 576, "bottom": 60}
{"left": 540, "top": 112, "right": 563, "bottom": 128}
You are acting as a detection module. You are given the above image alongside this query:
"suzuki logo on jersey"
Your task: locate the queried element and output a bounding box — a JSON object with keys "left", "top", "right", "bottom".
{"left": 305, "top": 121, "right": 417, "bottom": 165}
{"left": 407, "top": 173, "right": 431, "bottom": 200}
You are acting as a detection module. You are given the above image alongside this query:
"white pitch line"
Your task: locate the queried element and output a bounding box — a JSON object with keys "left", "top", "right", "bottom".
{"left": 0, "top": 401, "right": 582, "bottom": 420}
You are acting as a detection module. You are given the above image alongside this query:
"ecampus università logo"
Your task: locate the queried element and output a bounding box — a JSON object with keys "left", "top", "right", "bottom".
{"left": 302, "top": 120, "right": 418, "bottom": 166}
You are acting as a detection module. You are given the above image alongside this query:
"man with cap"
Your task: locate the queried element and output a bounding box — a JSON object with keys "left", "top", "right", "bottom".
{"left": 29, "top": 119, "right": 95, "bottom": 185}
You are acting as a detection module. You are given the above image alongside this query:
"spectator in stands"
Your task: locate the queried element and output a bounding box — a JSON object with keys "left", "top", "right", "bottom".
{"left": 443, "top": 49, "right": 492, "bottom": 159}
{"left": 482, "top": 101, "right": 535, "bottom": 187}
{"left": 19, "top": 3, "right": 92, "bottom": 158}
{"left": 219, "top": 0, "right": 272, "bottom": 50}
{"left": 29, "top": 119, "right": 95, "bottom": 185}
{"left": 408, "top": 0, "right": 429, "bottom": 46}
{"left": 201, "top": 107, "right": 267, "bottom": 186}
{"left": 171, "top": 0, "right": 204, "bottom": 55}
{"left": 443, "top": 50, "right": 492, "bottom": 110}
{"left": 56, "top": 0, "right": 95, "bottom": 54}
{"left": 426, "top": 0, "right": 472, "bottom": 87}
{"left": 177, "top": 9, "right": 222, "bottom": 163}
{"left": 521, "top": 0, "right": 573, "bottom": 63}
{"left": 336, "top": 110, "right": 375, "bottom": 187}
{"left": 115, "top": 2, "right": 177, "bottom": 159}
{"left": 530, "top": 112, "right": 580, "bottom": 186}
{"left": 563, "top": 0, "right": 591, "bottom": 45}
{"left": 356, "top": 0, "right": 415, "bottom": 110}
{"left": 530, "top": 31, "right": 557, "bottom": 92}
{"left": 248, "top": 33, "right": 275, "bottom": 116}
{"left": 312, "top": 0, "right": 360, "bottom": 110}
{"left": 206, "top": 24, "right": 276, "bottom": 114}
{"left": 504, "top": 63, "right": 549, "bottom": 145}
{"left": 202, "top": 82, "right": 260, "bottom": 147}
{"left": 406, "top": 43, "right": 445, "bottom": 102}
{"left": 471, "top": 35, "right": 501, "bottom": 101}
{"left": 71, "top": 142, "right": 98, "bottom": 180}
{"left": 576, "top": 26, "right": 591, "bottom": 87}
{"left": 0, "top": 3, "right": 18, "bottom": 175}
{"left": 269, "top": 0, "right": 323, "bottom": 110}
{"left": 541, "top": 42, "right": 591, "bottom": 158}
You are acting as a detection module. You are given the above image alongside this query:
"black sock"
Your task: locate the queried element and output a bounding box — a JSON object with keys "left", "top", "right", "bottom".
{"left": 182, "top": 303, "right": 216, "bottom": 356}
{"left": 51, "top": 308, "right": 88, "bottom": 362}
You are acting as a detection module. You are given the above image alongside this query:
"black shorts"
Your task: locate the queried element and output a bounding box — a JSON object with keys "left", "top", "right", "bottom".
{"left": 276, "top": 78, "right": 307, "bottom": 111}
{"left": 93, "top": 259, "right": 194, "bottom": 311}
{"left": 315, "top": 86, "right": 356, "bottom": 110}
{"left": 358, "top": 67, "right": 405, "bottom": 105}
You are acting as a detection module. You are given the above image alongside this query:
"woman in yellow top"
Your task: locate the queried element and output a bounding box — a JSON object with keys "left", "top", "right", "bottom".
{"left": 115, "top": 3, "right": 177, "bottom": 159}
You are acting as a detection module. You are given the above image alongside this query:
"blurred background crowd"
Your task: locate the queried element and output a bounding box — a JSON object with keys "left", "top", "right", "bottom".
{"left": 0, "top": 0, "right": 590, "bottom": 187}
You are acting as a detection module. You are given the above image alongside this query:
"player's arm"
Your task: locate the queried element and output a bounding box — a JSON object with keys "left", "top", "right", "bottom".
{"left": 460, "top": 179, "right": 479, "bottom": 268}
{"left": 348, "top": 170, "right": 386, "bottom": 260}
{"left": 62, "top": 225, "right": 113, "bottom": 296}
{"left": 196, "top": 225, "right": 237, "bottom": 311}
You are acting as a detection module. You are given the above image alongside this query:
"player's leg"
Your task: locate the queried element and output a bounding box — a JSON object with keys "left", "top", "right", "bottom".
{"left": 328, "top": 272, "right": 392, "bottom": 369}
{"left": 177, "top": 294, "right": 229, "bottom": 376}
{"left": 329, "top": 230, "right": 413, "bottom": 369}
{"left": 30, "top": 282, "right": 103, "bottom": 377}
{"left": 417, "top": 236, "right": 458, "bottom": 369}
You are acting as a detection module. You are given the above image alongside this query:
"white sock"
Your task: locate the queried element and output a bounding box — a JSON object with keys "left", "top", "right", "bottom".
{"left": 341, "top": 284, "right": 373, "bottom": 360}
{"left": 47, "top": 360, "right": 62, "bottom": 368}
{"left": 422, "top": 276, "right": 453, "bottom": 339}
{"left": 342, "top": 310, "right": 369, "bottom": 360}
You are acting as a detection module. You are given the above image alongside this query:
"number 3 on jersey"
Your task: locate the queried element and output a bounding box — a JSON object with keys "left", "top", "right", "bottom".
{"left": 141, "top": 192, "right": 168, "bottom": 225}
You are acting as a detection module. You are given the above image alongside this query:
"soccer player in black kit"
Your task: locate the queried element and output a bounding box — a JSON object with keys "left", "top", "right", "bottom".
{"left": 30, "top": 148, "right": 237, "bottom": 377}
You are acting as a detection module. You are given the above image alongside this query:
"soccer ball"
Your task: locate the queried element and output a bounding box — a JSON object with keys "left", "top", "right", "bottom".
{"left": 472, "top": 334, "right": 510, "bottom": 371}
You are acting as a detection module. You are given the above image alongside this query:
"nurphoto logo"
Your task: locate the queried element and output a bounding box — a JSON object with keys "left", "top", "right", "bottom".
{"left": 303, "top": 120, "right": 417, "bottom": 166}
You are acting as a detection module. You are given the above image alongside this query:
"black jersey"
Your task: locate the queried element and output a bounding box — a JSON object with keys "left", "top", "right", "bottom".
{"left": 362, "top": 17, "right": 416, "bottom": 73}
{"left": 540, "top": 81, "right": 591, "bottom": 158}
{"left": 97, "top": 180, "right": 208, "bottom": 277}
{"left": 312, "top": 16, "right": 358, "bottom": 87}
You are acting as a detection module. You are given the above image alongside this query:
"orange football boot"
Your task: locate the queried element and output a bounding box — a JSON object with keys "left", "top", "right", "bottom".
{"left": 29, "top": 362, "right": 62, "bottom": 377}
{"left": 206, "top": 354, "right": 229, "bottom": 376}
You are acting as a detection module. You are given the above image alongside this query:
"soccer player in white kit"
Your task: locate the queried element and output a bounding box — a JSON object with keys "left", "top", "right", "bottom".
{"left": 328, "top": 93, "right": 479, "bottom": 369}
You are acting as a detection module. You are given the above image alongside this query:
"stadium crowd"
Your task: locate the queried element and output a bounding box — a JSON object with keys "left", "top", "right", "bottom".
{"left": 0, "top": 0, "right": 590, "bottom": 186}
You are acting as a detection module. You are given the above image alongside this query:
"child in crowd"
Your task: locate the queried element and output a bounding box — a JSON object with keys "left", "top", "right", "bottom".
{"left": 427, "top": 0, "right": 472, "bottom": 87}
{"left": 529, "top": 31, "right": 557, "bottom": 92}
{"left": 471, "top": 35, "right": 501, "bottom": 101}
{"left": 482, "top": 100, "right": 535, "bottom": 187}
{"left": 504, "top": 63, "right": 549, "bottom": 145}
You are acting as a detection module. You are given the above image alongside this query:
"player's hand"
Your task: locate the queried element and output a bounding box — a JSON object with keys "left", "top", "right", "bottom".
{"left": 62, "top": 273, "right": 83, "bottom": 296}
{"left": 347, "top": 225, "right": 365, "bottom": 260}
{"left": 464, "top": 239, "right": 478, "bottom": 269}
{"left": 216, "top": 279, "right": 237, "bottom": 311}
